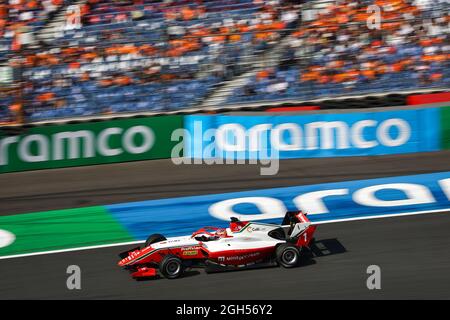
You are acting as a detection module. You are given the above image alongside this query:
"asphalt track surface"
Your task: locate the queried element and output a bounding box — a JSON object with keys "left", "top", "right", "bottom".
{"left": 0, "top": 151, "right": 450, "bottom": 299}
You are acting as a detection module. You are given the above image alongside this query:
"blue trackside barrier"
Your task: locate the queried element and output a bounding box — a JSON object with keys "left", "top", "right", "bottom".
{"left": 183, "top": 108, "right": 440, "bottom": 160}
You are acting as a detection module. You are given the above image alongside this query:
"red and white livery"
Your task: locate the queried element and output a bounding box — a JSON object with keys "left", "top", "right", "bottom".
{"left": 118, "top": 211, "right": 317, "bottom": 279}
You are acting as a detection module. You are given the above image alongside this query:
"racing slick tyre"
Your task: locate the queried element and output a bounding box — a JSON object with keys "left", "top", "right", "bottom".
{"left": 145, "top": 233, "right": 166, "bottom": 247}
{"left": 160, "top": 255, "right": 185, "bottom": 279}
{"left": 276, "top": 244, "right": 301, "bottom": 268}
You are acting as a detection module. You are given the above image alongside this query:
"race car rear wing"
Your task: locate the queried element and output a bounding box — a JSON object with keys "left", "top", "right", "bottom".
{"left": 281, "top": 211, "right": 310, "bottom": 226}
{"left": 280, "top": 211, "right": 316, "bottom": 246}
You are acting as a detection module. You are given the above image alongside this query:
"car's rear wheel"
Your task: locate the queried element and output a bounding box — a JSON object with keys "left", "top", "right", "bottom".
{"left": 160, "top": 255, "right": 184, "bottom": 279}
{"left": 145, "top": 233, "right": 166, "bottom": 247}
{"left": 276, "top": 244, "right": 301, "bottom": 268}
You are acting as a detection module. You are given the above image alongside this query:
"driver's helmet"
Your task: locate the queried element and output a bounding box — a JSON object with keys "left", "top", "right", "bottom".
{"left": 215, "top": 228, "right": 228, "bottom": 238}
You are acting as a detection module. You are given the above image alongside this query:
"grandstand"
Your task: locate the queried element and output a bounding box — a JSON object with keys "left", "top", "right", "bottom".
{"left": 0, "top": 0, "right": 448, "bottom": 123}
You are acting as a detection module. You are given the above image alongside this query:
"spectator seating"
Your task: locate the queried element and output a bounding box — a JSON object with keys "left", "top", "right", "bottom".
{"left": 4, "top": 0, "right": 294, "bottom": 121}
{"left": 227, "top": 0, "right": 449, "bottom": 104}
{"left": 0, "top": 0, "right": 448, "bottom": 123}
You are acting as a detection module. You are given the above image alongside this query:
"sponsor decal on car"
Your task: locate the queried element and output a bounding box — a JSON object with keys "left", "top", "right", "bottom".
{"left": 181, "top": 246, "right": 202, "bottom": 251}
{"left": 218, "top": 252, "right": 261, "bottom": 262}
{"left": 182, "top": 250, "right": 199, "bottom": 256}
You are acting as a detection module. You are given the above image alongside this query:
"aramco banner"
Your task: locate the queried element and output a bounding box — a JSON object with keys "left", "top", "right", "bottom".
{"left": 183, "top": 108, "right": 441, "bottom": 160}
{"left": 0, "top": 116, "right": 183, "bottom": 173}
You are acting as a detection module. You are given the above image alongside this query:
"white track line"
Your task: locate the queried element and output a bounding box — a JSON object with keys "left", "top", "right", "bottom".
{"left": 312, "top": 208, "right": 450, "bottom": 224}
{"left": 0, "top": 240, "right": 144, "bottom": 260}
{"left": 0, "top": 208, "right": 449, "bottom": 260}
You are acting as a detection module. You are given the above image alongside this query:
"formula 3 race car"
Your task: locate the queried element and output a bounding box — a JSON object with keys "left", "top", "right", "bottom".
{"left": 118, "top": 211, "right": 317, "bottom": 280}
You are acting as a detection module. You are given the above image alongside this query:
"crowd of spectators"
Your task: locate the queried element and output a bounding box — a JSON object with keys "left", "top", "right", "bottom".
{"left": 228, "top": 0, "right": 449, "bottom": 103}
{"left": 2, "top": 0, "right": 300, "bottom": 122}
{"left": 0, "top": 0, "right": 448, "bottom": 123}
{"left": 0, "top": 0, "right": 71, "bottom": 54}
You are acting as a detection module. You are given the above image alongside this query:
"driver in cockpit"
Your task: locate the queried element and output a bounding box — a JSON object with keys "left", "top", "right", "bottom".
{"left": 196, "top": 228, "right": 228, "bottom": 241}
{"left": 215, "top": 228, "right": 228, "bottom": 239}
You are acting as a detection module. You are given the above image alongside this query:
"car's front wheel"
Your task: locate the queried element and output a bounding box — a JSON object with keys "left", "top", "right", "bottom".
{"left": 276, "top": 244, "right": 301, "bottom": 268}
{"left": 159, "top": 255, "right": 184, "bottom": 279}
